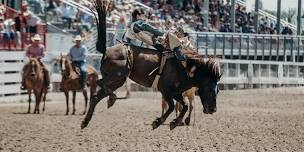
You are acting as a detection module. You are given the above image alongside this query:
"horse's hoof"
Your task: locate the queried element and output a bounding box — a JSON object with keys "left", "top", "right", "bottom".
{"left": 81, "top": 121, "right": 88, "bottom": 129}
{"left": 170, "top": 121, "right": 177, "bottom": 130}
{"left": 185, "top": 117, "right": 190, "bottom": 126}
{"left": 72, "top": 113, "right": 75, "bottom": 115}
{"left": 152, "top": 118, "right": 162, "bottom": 130}
{"left": 152, "top": 121, "right": 160, "bottom": 130}
{"left": 65, "top": 112, "right": 69, "bottom": 115}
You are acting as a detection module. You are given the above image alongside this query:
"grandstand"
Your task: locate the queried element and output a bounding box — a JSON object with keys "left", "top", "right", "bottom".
{"left": 1, "top": 0, "right": 304, "bottom": 102}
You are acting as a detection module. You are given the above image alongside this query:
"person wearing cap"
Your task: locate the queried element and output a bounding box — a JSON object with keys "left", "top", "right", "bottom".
{"left": 23, "top": 11, "right": 41, "bottom": 34}
{"left": 67, "top": 35, "right": 88, "bottom": 89}
{"left": 21, "top": 34, "right": 50, "bottom": 90}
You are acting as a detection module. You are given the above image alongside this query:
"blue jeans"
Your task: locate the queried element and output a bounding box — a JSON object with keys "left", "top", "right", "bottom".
{"left": 73, "top": 61, "right": 87, "bottom": 82}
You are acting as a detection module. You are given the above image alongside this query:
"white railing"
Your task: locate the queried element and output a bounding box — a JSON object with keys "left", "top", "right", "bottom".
{"left": 0, "top": 51, "right": 26, "bottom": 102}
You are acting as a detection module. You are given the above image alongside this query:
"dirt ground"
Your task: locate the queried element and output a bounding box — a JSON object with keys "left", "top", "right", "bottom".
{"left": 0, "top": 87, "right": 304, "bottom": 152}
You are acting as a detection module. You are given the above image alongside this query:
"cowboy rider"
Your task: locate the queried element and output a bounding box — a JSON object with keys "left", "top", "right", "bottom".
{"left": 67, "top": 35, "right": 88, "bottom": 89}
{"left": 21, "top": 34, "right": 50, "bottom": 90}
{"left": 125, "top": 8, "right": 187, "bottom": 61}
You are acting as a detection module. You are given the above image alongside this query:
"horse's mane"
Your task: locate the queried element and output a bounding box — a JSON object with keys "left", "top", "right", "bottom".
{"left": 184, "top": 50, "right": 221, "bottom": 80}
{"left": 204, "top": 57, "right": 221, "bottom": 80}
{"left": 29, "top": 58, "right": 42, "bottom": 69}
{"left": 23, "top": 58, "right": 42, "bottom": 76}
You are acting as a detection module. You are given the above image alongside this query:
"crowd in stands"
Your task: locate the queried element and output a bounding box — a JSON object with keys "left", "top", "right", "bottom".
{"left": 0, "top": 0, "right": 297, "bottom": 50}
{"left": 25, "top": 0, "right": 297, "bottom": 35}
{"left": 0, "top": 1, "right": 45, "bottom": 49}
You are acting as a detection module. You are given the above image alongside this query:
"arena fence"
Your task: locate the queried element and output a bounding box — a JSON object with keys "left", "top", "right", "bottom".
{"left": 0, "top": 51, "right": 26, "bottom": 102}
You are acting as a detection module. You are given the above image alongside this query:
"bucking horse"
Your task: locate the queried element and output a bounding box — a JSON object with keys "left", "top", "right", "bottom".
{"left": 81, "top": 0, "right": 221, "bottom": 130}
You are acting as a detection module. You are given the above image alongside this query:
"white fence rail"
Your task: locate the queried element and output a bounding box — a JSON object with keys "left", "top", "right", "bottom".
{"left": 0, "top": 51, "right": 26, "bottom": 102}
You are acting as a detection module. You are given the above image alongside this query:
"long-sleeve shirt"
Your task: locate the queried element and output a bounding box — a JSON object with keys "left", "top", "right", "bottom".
{"left": 68, "top": 45, "right": 87, "bottom": 62}
{"left": 26, "top": 44, "right": 45, "bottom": 59}
{"left": 134, "top": 19, "right": 164, "bottom": 36}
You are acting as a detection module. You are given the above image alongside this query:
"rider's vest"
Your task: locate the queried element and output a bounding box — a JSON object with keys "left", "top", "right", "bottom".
{"left": 125, "top": 22, "right": 154, "bottom": 45}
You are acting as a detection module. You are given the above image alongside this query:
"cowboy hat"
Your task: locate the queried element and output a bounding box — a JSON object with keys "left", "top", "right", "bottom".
{"left": 31, "top": 34, "right": 41, "bottom": 41}
{"left": 73, "top": 35, "right": 82, "bottom": 42}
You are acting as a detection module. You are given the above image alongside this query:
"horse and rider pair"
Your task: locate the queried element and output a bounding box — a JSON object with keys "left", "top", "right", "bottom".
{"left": 21, "top": 34, "right": 94, "bottom": 114}
{"left": 21, "top": 35, "right": 89, "bottom": 91}
{"left": 81, "top": 1, "right": 221, "bottom": 130}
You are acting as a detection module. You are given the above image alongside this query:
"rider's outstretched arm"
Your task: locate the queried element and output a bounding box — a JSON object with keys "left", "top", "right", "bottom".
{"left": 140, "top": 22, "right": 164, "bottom": 37}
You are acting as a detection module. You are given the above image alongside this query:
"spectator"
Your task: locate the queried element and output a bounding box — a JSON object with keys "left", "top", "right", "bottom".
{"left": 59, "top": 3, "right": 76, "bottom": 29}
{"left": 2, "top": 19, "right": 17, "bottom": 49}
{"left": 115, "top": 15, "right": 127, "bottom": 43}
{"left": 23, "top": 11, "right": 41, "bottom": 34}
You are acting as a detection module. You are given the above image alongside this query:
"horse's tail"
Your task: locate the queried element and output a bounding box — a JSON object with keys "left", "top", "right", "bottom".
{"left": 93, "top": 0, "right": 109, "bottom": 56}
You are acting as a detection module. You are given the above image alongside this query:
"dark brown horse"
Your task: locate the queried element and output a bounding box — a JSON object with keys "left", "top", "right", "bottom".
{"left": 22, "top": 58, "right": 48, "bottom": 114}
{"left": 81, "top": 0, "right": 221, "bottom": 130}
{"left": 59, "top": 55, "right": 98, "bottom": 115}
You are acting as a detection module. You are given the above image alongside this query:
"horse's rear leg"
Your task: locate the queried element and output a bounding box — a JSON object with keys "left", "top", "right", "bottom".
{"left": 72, "top": 91, "right": 76, "bottom": 115}
{"left": 81, "top": 78, "right": 126, "bottom": 129}
{"left": 161, "top": 97, "right": 167, "bottom": 117}
{"left": 34, "top": 90, "right": 42, "bottom": 114}
{"left": 185, "top": 96, "right": 194, "bottom": 126}
{"left": 82, "top": 89, "right": 88, "bottom": 115}
{"left": 170, "top": 94, "right": 188, "bottom": 130}
{"left": 42, "top": 90, "right": 47, "bottom": 112}
{"left": 27, "top": 90, "right": 32, "bottom": 114}
{"left": 64, "top": 91, "right": 69, "bottom": 115}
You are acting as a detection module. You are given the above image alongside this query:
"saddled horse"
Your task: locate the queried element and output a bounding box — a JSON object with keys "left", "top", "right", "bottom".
{"left": 59, "top": 55, "right": 98, "bottom": 115}
{"left": 22, "top": 58, "right": 48, "bottom": 114}
{"left": 161, "top": 87, "right": 197, "bottom": 126}
{"left": 81, "top": 0, "right": 221, "bottom": 130}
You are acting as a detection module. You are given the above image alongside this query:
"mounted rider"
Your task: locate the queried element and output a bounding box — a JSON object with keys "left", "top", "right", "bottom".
{"left": 125, "top": 9, "right": 188, "bottom": 61}
{"left": 21, "top": 34, "right": 50, "bottom": 90}
{"left": 67, "top": 35, "right": 88, "bottom": 89}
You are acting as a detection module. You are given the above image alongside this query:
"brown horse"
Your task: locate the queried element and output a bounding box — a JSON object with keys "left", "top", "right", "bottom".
{"left": 81, "top": 0, "right": 221, "bottom": 130}
{"left": 59, "top": 55, "right": 98, "bottom": 115}
{"left": 22, "top": 58, "right": 48, "bottom": 114}
{"left": 161, "top": 87, "right": 197, "bottom": 125}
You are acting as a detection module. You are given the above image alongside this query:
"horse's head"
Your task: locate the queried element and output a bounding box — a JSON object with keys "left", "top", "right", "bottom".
{"left": 59, "top": 54, "right": 70, "bottom": 73}
{"left": 28, "top": 58, "right": 40, "bottom": 77}
{"left": 188, "top": 57, "right": 221, "bottom": 114}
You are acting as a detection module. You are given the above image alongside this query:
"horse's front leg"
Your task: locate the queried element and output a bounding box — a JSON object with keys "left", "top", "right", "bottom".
{"left": 185, "top": 95, "right": 194, "bottom": 126}
{"left": 82, "top": 89, "right": 88, "bottom": 115}
{"left": 42, "top": 89, "right": 47, "bottom": 112}
{"left": 152, "top": 95, "right": 174, "bottom": 130}
{"left": 161, "top": 97, "right": 167, "bottom": 117}
{"left": 72, "top": 91, "right": 76, "bottom": 115}
{"left": 27, "top": 90, "right": 32, "bottom": 114}
{"left": 34, "top": 90, "right": 42, "bottom": 114}
{"left": 170, "top": 94, "right": 188, "bottom": 130}
{"left": 64, "top": 91, "right": 69, "bottom": 115}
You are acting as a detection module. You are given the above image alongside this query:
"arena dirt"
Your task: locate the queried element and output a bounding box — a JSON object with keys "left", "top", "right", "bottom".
{"left": 0, "top": 88, "right": 304, "bottom": 152}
